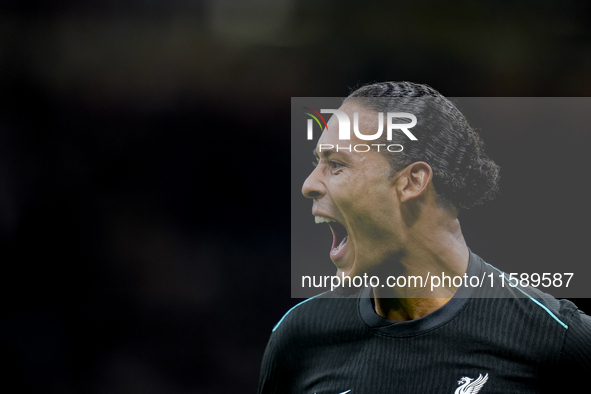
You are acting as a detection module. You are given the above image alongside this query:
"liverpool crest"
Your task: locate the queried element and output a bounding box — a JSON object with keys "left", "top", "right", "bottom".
{"left": 454, "top": 373, "right": 488, "bottom": 394}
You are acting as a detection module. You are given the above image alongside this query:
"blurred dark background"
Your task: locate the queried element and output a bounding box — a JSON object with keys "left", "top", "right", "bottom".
{"left": 1, "top": 0, "right": 591, "bottom": 393}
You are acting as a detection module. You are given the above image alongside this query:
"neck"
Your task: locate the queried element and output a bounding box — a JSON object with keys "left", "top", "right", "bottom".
{"left": 372, "top": 217, "right": 469, "bottom": 321}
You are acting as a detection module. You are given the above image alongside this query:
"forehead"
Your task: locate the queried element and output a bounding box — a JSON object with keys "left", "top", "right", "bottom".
{"left": 317, "top": 102, "right": 376, "bottom": 147}
{"left": 313, "top": 103, "right": 393, "bottom": 175}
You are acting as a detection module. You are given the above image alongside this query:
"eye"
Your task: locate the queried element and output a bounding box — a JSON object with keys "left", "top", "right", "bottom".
{"left": 329, "top": 160, "right": 345, "bottom": 171}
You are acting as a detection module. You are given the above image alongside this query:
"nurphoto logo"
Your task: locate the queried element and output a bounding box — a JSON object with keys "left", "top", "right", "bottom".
{"left": 303, "top": 107, "right": 417, "bottom": 152}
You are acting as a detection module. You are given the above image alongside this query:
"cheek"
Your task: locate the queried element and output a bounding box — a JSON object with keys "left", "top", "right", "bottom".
{"left": 357, "top": 180, "right": 394, "bottom": 213}
{"left": 342, "top": 185, "right": 395, "bottom": 229}
{"left": 329, "top": 169, "right": 393, "bottom": 216}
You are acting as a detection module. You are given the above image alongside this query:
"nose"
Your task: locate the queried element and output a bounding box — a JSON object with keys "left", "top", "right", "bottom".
{"left": 302, "top": 166, "right": 325, "bottom": 199}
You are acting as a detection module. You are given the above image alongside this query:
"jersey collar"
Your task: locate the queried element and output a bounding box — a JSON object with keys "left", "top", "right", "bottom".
{"left": 358, "top": 249, "right": 483, "bottom": 337}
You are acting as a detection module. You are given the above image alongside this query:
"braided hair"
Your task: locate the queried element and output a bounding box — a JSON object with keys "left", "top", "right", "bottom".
{"left": 345, "top": 81, "right": 500, "bottom": 210}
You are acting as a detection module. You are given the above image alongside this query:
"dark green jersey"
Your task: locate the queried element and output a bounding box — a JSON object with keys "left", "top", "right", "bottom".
{"left": 259, "top": 251, "right": 591, "bottom": 394}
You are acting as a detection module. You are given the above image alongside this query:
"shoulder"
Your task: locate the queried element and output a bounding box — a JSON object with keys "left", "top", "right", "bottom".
{"left": 458, "top": 257, "right": 572, "bottom": 362}
{"left": 559, "top": 299, "right": 591, "bottom": 364}
{"left": 271, "top": 292, "right": 329, "bottom": 334}
{"left": 474, "top": 257, "right": 574, "bottom": 331}
{"left": 258, "top": 291, "right": 363, "bottom": 393}
{"left": 474, "top": 256, "right": 591, "bottom": 356}
{"left": 262, "top": 289, "right": 367, "bottom": 361}
{"left": 270, "top": 291, "right": 361, "bottom": 339}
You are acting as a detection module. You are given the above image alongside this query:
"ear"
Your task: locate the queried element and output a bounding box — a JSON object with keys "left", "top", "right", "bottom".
{"left": 395, "top": 162, "right": 433, "bottom": 203}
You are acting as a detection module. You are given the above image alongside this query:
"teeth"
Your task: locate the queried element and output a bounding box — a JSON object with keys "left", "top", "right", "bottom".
{"left": 331, "top": 235, "right": 348, "bottom": 255}
{"left": 315, "top": 216, "right": 335, "bottom": 224}
{"left": 331, "top": 243, "right": 343, "bottom": 255}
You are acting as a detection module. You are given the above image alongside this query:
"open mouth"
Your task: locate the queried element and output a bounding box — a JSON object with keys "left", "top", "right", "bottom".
{"left": 328, "top": 221, "right": 348, "bottom": 256}
{"left": 315, "top": 216, "right": 349, "bottom": 258}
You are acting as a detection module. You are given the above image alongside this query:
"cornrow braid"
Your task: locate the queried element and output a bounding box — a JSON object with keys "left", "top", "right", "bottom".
{"left": 345, "top": 81, "right": 500, "bottom": 210}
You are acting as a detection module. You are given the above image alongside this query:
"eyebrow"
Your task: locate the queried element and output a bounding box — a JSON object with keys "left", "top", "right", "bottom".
{"left": 312, "top": 149, "right": 336, "bottom": 161}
